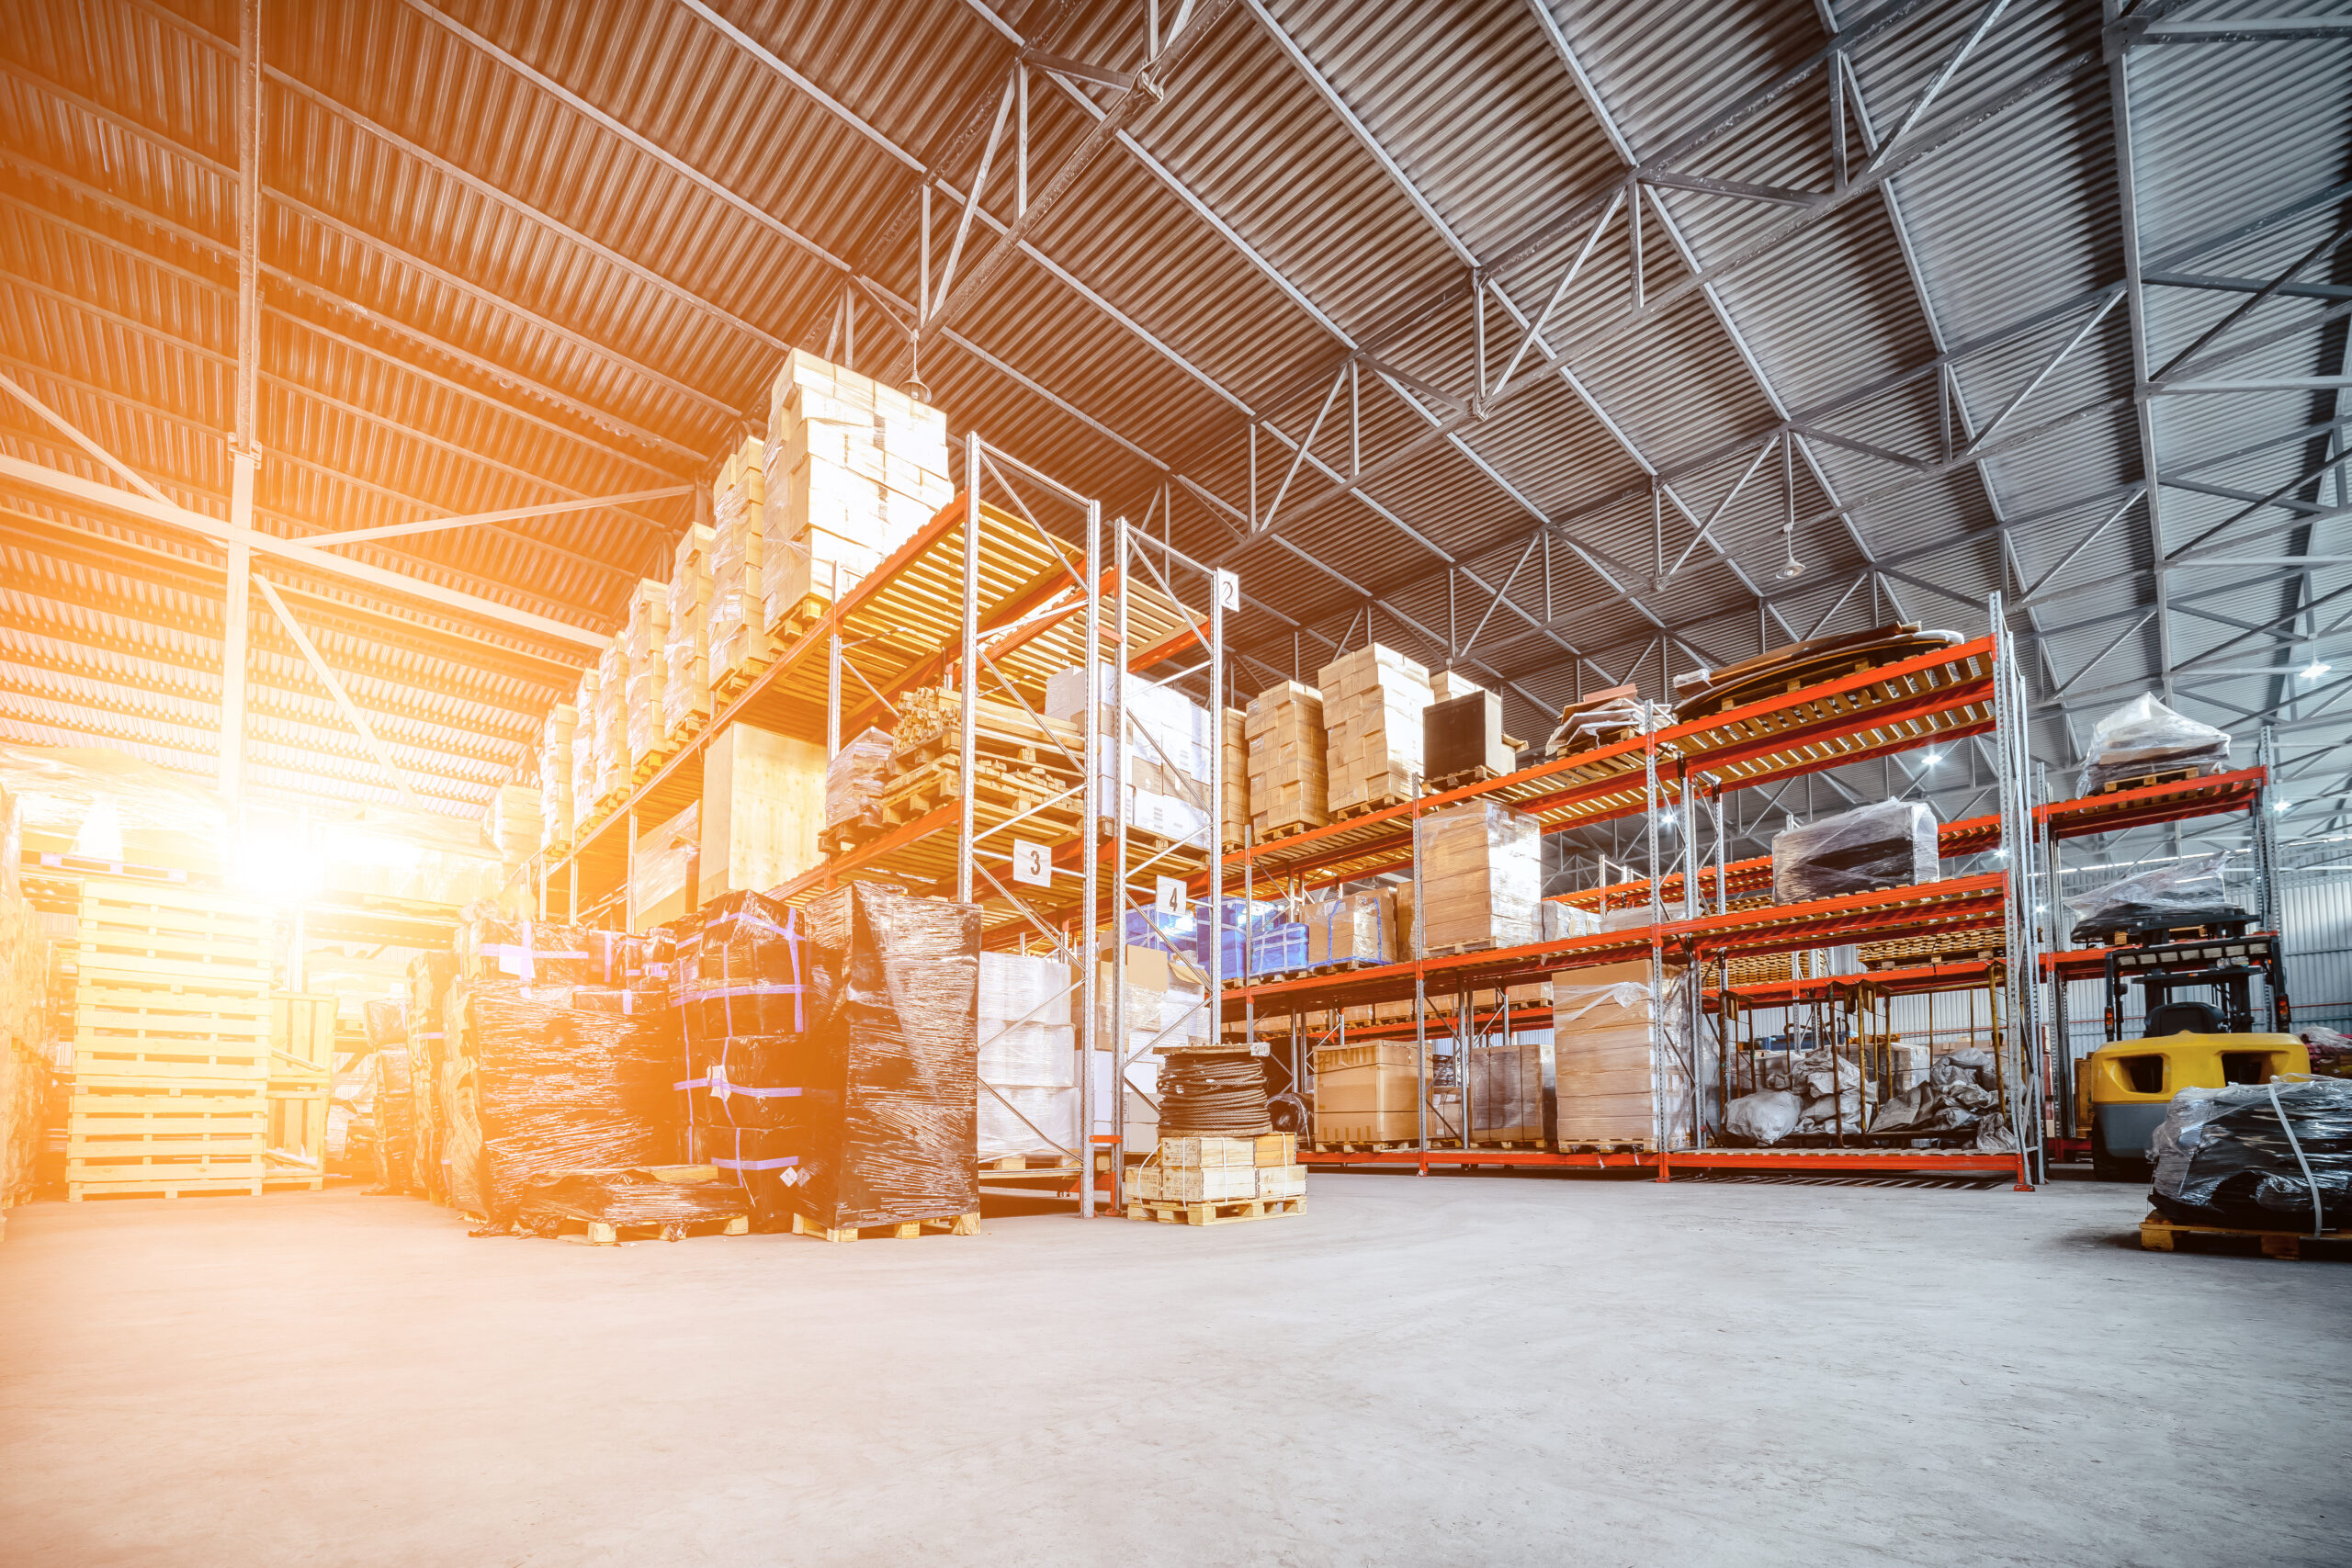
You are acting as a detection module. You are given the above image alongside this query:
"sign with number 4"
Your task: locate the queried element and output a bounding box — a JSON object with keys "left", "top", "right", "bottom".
{"left": 1012, "top": 840, "right": 1052, "bottom": 888}
{"left": 1155, "top": 876, "right": 1190, "bottom": 918}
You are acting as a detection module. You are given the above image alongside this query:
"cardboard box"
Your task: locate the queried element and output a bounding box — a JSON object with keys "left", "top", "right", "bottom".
{"left": 1552, "top": 960, "right": 1660, "bottom": 1145}
{"left": 1415, "top": 800, "right": 1540, "bottom": 952}
{"left": 697, "top": 723, "right": 825, "bottom": 905}
{"left": 630, "top": 803, "right": 697, "bottom": 931}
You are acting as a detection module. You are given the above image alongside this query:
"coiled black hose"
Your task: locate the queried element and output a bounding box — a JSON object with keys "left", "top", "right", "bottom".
{"left": 1160, "top": 1051, "right": 1272, "bottom": 1136}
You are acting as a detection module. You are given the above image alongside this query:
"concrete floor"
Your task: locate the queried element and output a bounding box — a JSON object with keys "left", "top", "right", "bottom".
{"left": 1, "top": 1172, "right": 2344, "bottom": 1568}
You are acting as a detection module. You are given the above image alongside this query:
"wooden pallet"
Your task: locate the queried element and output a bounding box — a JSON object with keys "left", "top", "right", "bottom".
{"left": 788, "top": 1210, "right": 980, "bottom": 1243}
{"left": 1329, "top": 794, "right": 1408, "bottom": 822}
{"left": 2094, "top": 766, "right": 2201, "bottom": 797}
{"left": 1429, "top": 766, "right": 1503, "bottom": 791}
{"left": 983, "top": 1154, "right": 1075, "bottom": 1172}
{"left": 2137, "top": 1211, "right": 2350, "bottom": 1260}
{"left": 550, "top": 1213, "right": 752, "bottom": 1246}
{"left": 1125, "top": 1195, "right": 1306, "bottom": 1225}
{"left": 764, "top": 592, "right": 828, "bottom": 643}
{"left": 1306, "top": 1139, "right": 1464, "bottom": 1152}
{"left": 1555, "top": 1140, "right": 1656, "bottom": 1154}
{"left": 73, "top": 1040, "right": 271, "bottom": 1083}
{"left": 1250, "top": 818, "right": 1329, "bottom": 846}
{"left": 711, "top": 653, "right": 777, "bottom": 706}
{"left": 629, "top": 731, "right": 696, "bottom": 785}
{"left": 68, "top": 1174, "right": 267, "bottom": 1201}
{"left": 879, "top": 756, "right": 1081, "bottom": 833}
{"left": 1468, "top": 1138, "right": 1551, "bottom": 1149}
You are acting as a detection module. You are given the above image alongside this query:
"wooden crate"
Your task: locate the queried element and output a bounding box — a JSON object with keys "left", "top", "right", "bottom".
{"left": 74, "top": 881, "right": 273, "bottom": 986}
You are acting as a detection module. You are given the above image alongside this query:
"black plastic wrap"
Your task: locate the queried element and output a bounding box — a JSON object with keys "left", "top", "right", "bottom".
{"left": 514, "top": 1168, "right": 752, "bottom": 1238}
{"left": 458, "top": 972, "right": 684, "bottom": 1224}
{"left": 2064, "top": 852, "right": 2248, "bottom": 944}
{"left": 2151, "top": 1077, "right": 2352, "bottom": 1232}
{"left": 1770, "top": 800, "right": 1938, "bottom": 903}
{"left": 407, "top": 951, "right": 458, "bottom": 1204}
{"left": 794, "top": 884, "right": 979, "bottom": 1230}
{"left": 682, "top": 1032, "right": 806, "bottom": 1133}
{"left": 2079, "top": 694, "right": 2231, "bottom": 795}
{"left": 372, "top": 1044, "right": 418, "bottom": 1192}
{"left": 676, "top": 891, "right": 809, "bottom": 1043}
{"left": 363, "top": 998, "right": 406, "bottom": 1047}
{"left": 695, "top": 1124, "right": 803, "bottom": 1230}
{"left": 456, "top": 917, "right": 653, "bottom": 988}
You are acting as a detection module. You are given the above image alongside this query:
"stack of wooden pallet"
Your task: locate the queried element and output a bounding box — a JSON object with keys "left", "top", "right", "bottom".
{"left": 66, "top": 879, "right": 277, "bottom": 1201}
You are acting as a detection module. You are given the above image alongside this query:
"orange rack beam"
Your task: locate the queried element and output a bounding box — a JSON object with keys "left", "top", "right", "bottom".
{"left": 1298, "top": 1145, "right": 2028, "bottom": 1184}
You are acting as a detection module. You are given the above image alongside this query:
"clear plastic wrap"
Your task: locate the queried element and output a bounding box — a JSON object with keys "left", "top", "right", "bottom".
{"left": 1544, "top": 694, "right": 1673, "bottom": 761}
{"left": 706, "top": 445, "right": 773, "bottom": 683}
{"left": 794, "top": 885, "right": 980, "bottom": 1228}
{"left": 1305, "top": 889, "right": 1395, "bottom": 967}
{"left": 2152, "top": 1077, "right": 2352, "bottom": 1231}
{"left": 2079, "top": 693, "right": 2231, "bottom": 795}
{"left": 458, "top": 975, "right": 684, "bottom": 1224}
{"left": 2064, "top": 852, "right": 2248, "bottom": 944}
{"left": 407, "top": 950, "right": 457, "bottom": 1204}
{"left": 977, "top": 952, "right": 1075, "bottom": 1162}
{"left": 514, "top": 1168, "right": 752, "bottom": 1238}
{"left": 372, "top": 1043, "right": 418, "bottom": 1192}
{"left": 363, "top": 998, "right": 406, "bottom": 1047}
{"left": 1414, "top": 801, "right": 1540, "bottom": 950}
{"left": 629, "top": 804, "right": 698, "bottom": 932}
{"left": 824, "top": 727, "right": 894, "bottom": 832}
{"left": 1771, "top": 800, "right": 1938, "bottom": 903}
{"left": 0, "top": 741, "right": 225, "bottom": 868}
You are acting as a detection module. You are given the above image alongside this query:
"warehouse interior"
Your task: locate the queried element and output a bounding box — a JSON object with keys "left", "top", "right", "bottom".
{"left": 0, "top": 2, "right": 2347, "bottom": 1564}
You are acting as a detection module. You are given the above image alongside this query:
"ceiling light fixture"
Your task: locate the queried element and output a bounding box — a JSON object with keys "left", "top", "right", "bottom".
{"left": 2300, "top": 659, "right": 2330, "bottom": 681}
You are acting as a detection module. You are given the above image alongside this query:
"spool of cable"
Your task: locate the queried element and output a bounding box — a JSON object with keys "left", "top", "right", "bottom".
{"left": 1159, "top": 1051, "right": 1272, "bottom": 1136}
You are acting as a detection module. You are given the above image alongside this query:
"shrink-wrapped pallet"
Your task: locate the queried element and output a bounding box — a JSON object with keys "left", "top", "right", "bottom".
{"left": 1770, "top": 800, "right": 1937, "bottom": 904}
{"left": 537, "top": 705, "right": 575, "bottom": 851}
{"left": 629, "top": 804, "right": 698, "bottom": 933}
{"left": 1468, "top": 1041, "right": 1544, "bottom": 1143}
{"left": 1304, "top": 887, "right": 1395, "bottom": 968}
{"left": 662, "top": 524, "right": 716, "bottom": 740}
{"left": 1245, "top": 681, "right": 1328, "bottom": 840}
{"left": 1414, "top": 800, "right": 1539, "bottom": 952}
{"left": 1222, "top": 706, "right": 1248, "bottom": 848}
{"left": 485, "top": 782, "right": 541, "bottom": 865}
{"left": 406, "top": 950, "right": 457, "bottom": 1204}
{"left": 2079, "top": 693, "right": 2232, "bottom": 795}
{"left": 672, "top": 891, "right": 811, "bottom": 1229}
{"left": 568, "top": 671, "right": 600, "bottom": 831}
{"left": 1551, "top": 963, "right": 1695, "bottom": 1149}
{"left": 1317, "top": 644, "right": 1431, "bottom": 811}
{"left": 621, "top": 578, "right": 670, "bottom": 762}
{"left": 592, "top": 635, "right": 628, "bottom": 803}
{"left": 791, "top": 886, "right": 980, "bottom": 1230}
{"left": 1312, "top": 1041, "right": 1432, "bottom": 1145}
{"left": 1046, "top": 661, "right": 1214, "bottom": 846}
{"left": 1424, "top": 678, "right": 1513, "bottom": 782}
{"left": 824, "top": 726, "right": 894, "bottom": 834}
{"left": 977, "top": 951, "right": 1076, "bottom": 1163}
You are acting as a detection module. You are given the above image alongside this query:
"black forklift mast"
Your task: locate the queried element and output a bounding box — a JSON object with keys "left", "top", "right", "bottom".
{"left": 2100, "top": 918, "right": 2292, "bottom": 1043}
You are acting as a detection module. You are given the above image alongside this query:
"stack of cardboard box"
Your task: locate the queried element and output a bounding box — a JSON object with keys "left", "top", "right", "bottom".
{"left": 568, "top": 669, "right": 599, "bottom": 833}
{"left": 537, "top": 704, "right": 575, "bottom": 852}
{"left": 620, "top": 579, "right": 669, "bottom": 763}
{"left": 591, "top": 633, "right": 628, "bottom": 804}
{"left": 1244, "top": 680, "right": 1328, "bottom": 840}
{"left": 485, "top": 783, "right": 541, "bottom": 866}
{"left": 707, "top": 438, "right": 771, "bottom": 690}
{"left": 1424, "top": 670, "right": 1514, "bottom": 782}
{"left": 1131, "top": 1132, "right": 1305, "bottom": 1205}
{"left": 977, "top": 952, "right": 1076, "bottom": 1164}
{"left": 1311, "top": 1040, "right": 1426, "bottom": 1144}
{"left": 760, "top": 350, "right": 953, "bottom": 622}
{"left": 1412, "top": 800, "right": 1540, "bottom": 953}
{"left": 1046, "top": 663, "right": 1214, "bottom": 848}
{"left": 1304, "top": 887, "right": 1396, "bottom": 968}
{"left": 1552, "top": 964, "right": 1676, "bottom": 1147}
{"left": 662, "top": 524, "right": 716, "bottom": 743}
{"left": 1221, "top": 707, "right": 1248, "bottom": 850}
{"left": 1317, "top": 644, "right": 1432, "bottom": 812}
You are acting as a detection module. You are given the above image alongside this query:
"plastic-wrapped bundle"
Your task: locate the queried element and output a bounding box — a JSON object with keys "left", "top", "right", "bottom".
{"left": 675, "top": 891, "right": 809, "bottom": 1043}
{"left": 456, "top": 918, "right": 655, "bottom": 988}
{"left": 824, "top": 727, "right": 894, "bottom": 832}
{"left": 1305, "top": 888, "right": 1394, "bottom": 967}
{"left": 662, "top": 525, "right": 716, "bottom": 740}
{"left": 458, "top": 978, "right": 685, "bottom": 1224}
{"left": 363, "top": 997, "right": 406, "bottom": 1047}
{"left": 2079, "top": 693, "right": 2231, "bottom": 795}
{"left": 2064, "top": 852, "right": 2248, "bottom": 944}
{"left": 2152, "top": 1077, "right": 2352, "bottom": 1231}
{"left": 373, "top": 1043, "right": 417, "bottom": 1192}
{"left": 977, "top": 952, "right": 1076, "bottom": 1163}
{"left": 514, "top": 1168, "right": 752, "bottom": 1239}
{"left": 706, "top": 442, "right": 773, "bottom": 684}
{"left": 1414, "top": 800, "right": 1540, "bottom": 951}
{"left": 407, "top": 950, "right": 458, "bottom": 1203}
{"left": 1771, "top": 800, "right": 1938, "bottom": 904}
{"left": 794, "top": 885, "right": 980, "bottom": 1229}
{"left": 621, "top": 579, "right": 670, "bottom": 761}
{"left": 1867, "top": 1046, "right": 2001, "bottom": 1138}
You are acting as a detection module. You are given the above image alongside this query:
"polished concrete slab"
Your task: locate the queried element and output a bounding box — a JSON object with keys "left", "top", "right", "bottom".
{"left": 0, "top": 1171, "right": 2342, "bottom": 1567}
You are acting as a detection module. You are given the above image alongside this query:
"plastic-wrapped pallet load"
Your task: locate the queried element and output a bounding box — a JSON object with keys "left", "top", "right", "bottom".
{"left": 794, "top": 885, "right": 980, "bottom": 1232}
{"left": 1317, "top": 643, "right": 1432, "bottom": 812}
{"left": 976, "top": 951, "right": 1076, "bottom": 1164}
{"left": 662, "top": 524, "right": 716, "bottom": 741}
{"left": 1468, "top": 1041, "right": 1544, "bottom": 1142}
{"left": 1552, "top": 964, "right": 1695, "bottom": 1148}
{"left": 514, "top": 1168, "right": 752, "bottom": 1240}
{"left": 406, "top": 950, "right": 457, "bottom": 1204}
{"left": 1770, "top": 800, "right": 1938, "bottom": 904}
{"left": 629, "top": 804, "right": 698, "bottom": 932}
{"left": 1305, "top": 888, "right": 1395, "bottom": 967}
{"left": 1221, "top": 706, "right": 1248, "bottom": 847}
{"left": 2152, "top": 1076, "right": 2352, "bottom": 1232}
{"left": 2064, "top": 852, "right": 2249, "bottom": 945}
{"left": 485, "top": 783, "right": 541, "bottom": 866}
{"left": 537, "top": 704, "right": 575, "bottom": 851}
{"left": 1312, "top": 1041, "right": 1430, "bottom": 1144}
{"left": 592, "top": 634, "right": 628, "bottom": 803}
{"left": 673, "top": 891, "right": 810, "bottom": 1230}
{"left": 1414, "top": 800, "right": 1540, "bottom": 952}
{"left": 824, "top": 726, "right": 894, "bottom": 836}
{"left": 568, "top": 670, "right": 600, "bottom": 832}
{"left": 1244, "top": 681, "right": 1329, "bottom": 840}
{"left": 621, "top": 578, "right": 670, "bottom": 762}
{"left": 2079, "top": 693, "right": 2231, "bottom": 795}
{"left": 707, "top": 437, "right": 773, "bottom": 689}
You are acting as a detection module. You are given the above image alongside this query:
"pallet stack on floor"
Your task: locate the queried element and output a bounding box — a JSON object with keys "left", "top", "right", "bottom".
{"left": 1127, "top": 1132, "right": 1306, "bottom": 1224}
{"left": 64, "top": 879, "right": 277, "bottom": 1201}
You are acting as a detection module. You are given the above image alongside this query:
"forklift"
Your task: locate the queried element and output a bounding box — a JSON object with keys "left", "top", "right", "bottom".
{"left": 2074, "top": 916, "right": 2303, "bottom": 1179}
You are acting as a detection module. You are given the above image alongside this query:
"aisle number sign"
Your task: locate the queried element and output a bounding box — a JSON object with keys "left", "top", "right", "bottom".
{"left": 1155, "top": 876, "right": 1190, "bottom": 918}
{"left": 1012, "top": 840, "right": 1052, "bottom": 887}
{"left": 1213, "top": 570, "right": 1240, "bottom": 612}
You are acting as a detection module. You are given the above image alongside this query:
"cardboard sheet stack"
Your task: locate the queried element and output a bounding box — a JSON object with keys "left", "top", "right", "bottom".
{"left": 707, "top": 438, "right": 772, "bottom": 691}
{"left": 1312, "top": 1040, "right": 1425, "bottom": 1144}
{"left": 1317, "top": 644, "right": 1432, "bottom": 812}
{"left": 1046, "top": 662, "right": 1214, "bottom": 848}
{"left": 1413, "top": 801, "right": 1540, "bottom": 952}
{"left": 1424, "top": 671, "right": 1514, "bottom": 781}
{"left": 761, "top": 350, "right": 954, "bottom": 621}
{"left": 537, "top": 705, "right": 575, "bottom": 852}
{"left": 621, "top": 578, "right": 670, "bottom": 763}
{"left": 1545, "top": 684, "right": 1673, "bottom": 760}
{"left": 662, "top": 523, "right": 717, "bottom": 742}
{"left": 1468, "top": 1042, "right": 1544, "bottom": 1143}
{"left": 1244, "top": 681, "right": 1328, "bottom": 840}
{"left": 978, "top": 952, "right": 1076, "bottom": 1164}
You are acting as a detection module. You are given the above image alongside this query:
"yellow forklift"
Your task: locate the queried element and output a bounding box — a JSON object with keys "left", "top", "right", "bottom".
{"left": 2075, "top": 922, "right": 2302, "bottom": 1179}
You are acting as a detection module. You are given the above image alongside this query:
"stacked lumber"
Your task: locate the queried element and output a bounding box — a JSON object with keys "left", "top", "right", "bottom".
{"left": 66, "top": 879, "right": 277, "bottom": 1201}
{"left": 1544, "top": 684, "right": 1672, "bottom": 761}
{"left": 1244, "top": 681, "right": 1328, "bottom": 840}
{"left": 760, "top": 349, "right": 953, "bottom": 627}
{"left": 707, "top": 437, "right": 773, "bottom": 692}
{"left": 537, "top": 704, "right": 576, "bottom": 852}
{"left": 1317, "top": 644, "right": 1432, "bottom": 814}
{"left": 662, "top": 523, "right": 717, "bottom": 743}
{"left": 891, "top": 686, "right": 1087, "bottom": 773}
{"left": 1670, "top": 622, "right": 1961, "bottom": 715}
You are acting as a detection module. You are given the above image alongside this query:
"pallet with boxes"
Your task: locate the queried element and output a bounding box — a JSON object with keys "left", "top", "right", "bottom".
{"left": 1127, "top": 1132, "right": 1306, "bottom": 1224}
{"left": 65, "top": 879, "right": 277, "bottom": 1201}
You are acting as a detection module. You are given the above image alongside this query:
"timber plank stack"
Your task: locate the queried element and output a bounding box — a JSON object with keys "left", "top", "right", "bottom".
{"left": 66, "top": 879, "right": 276, "bottom": 1201}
